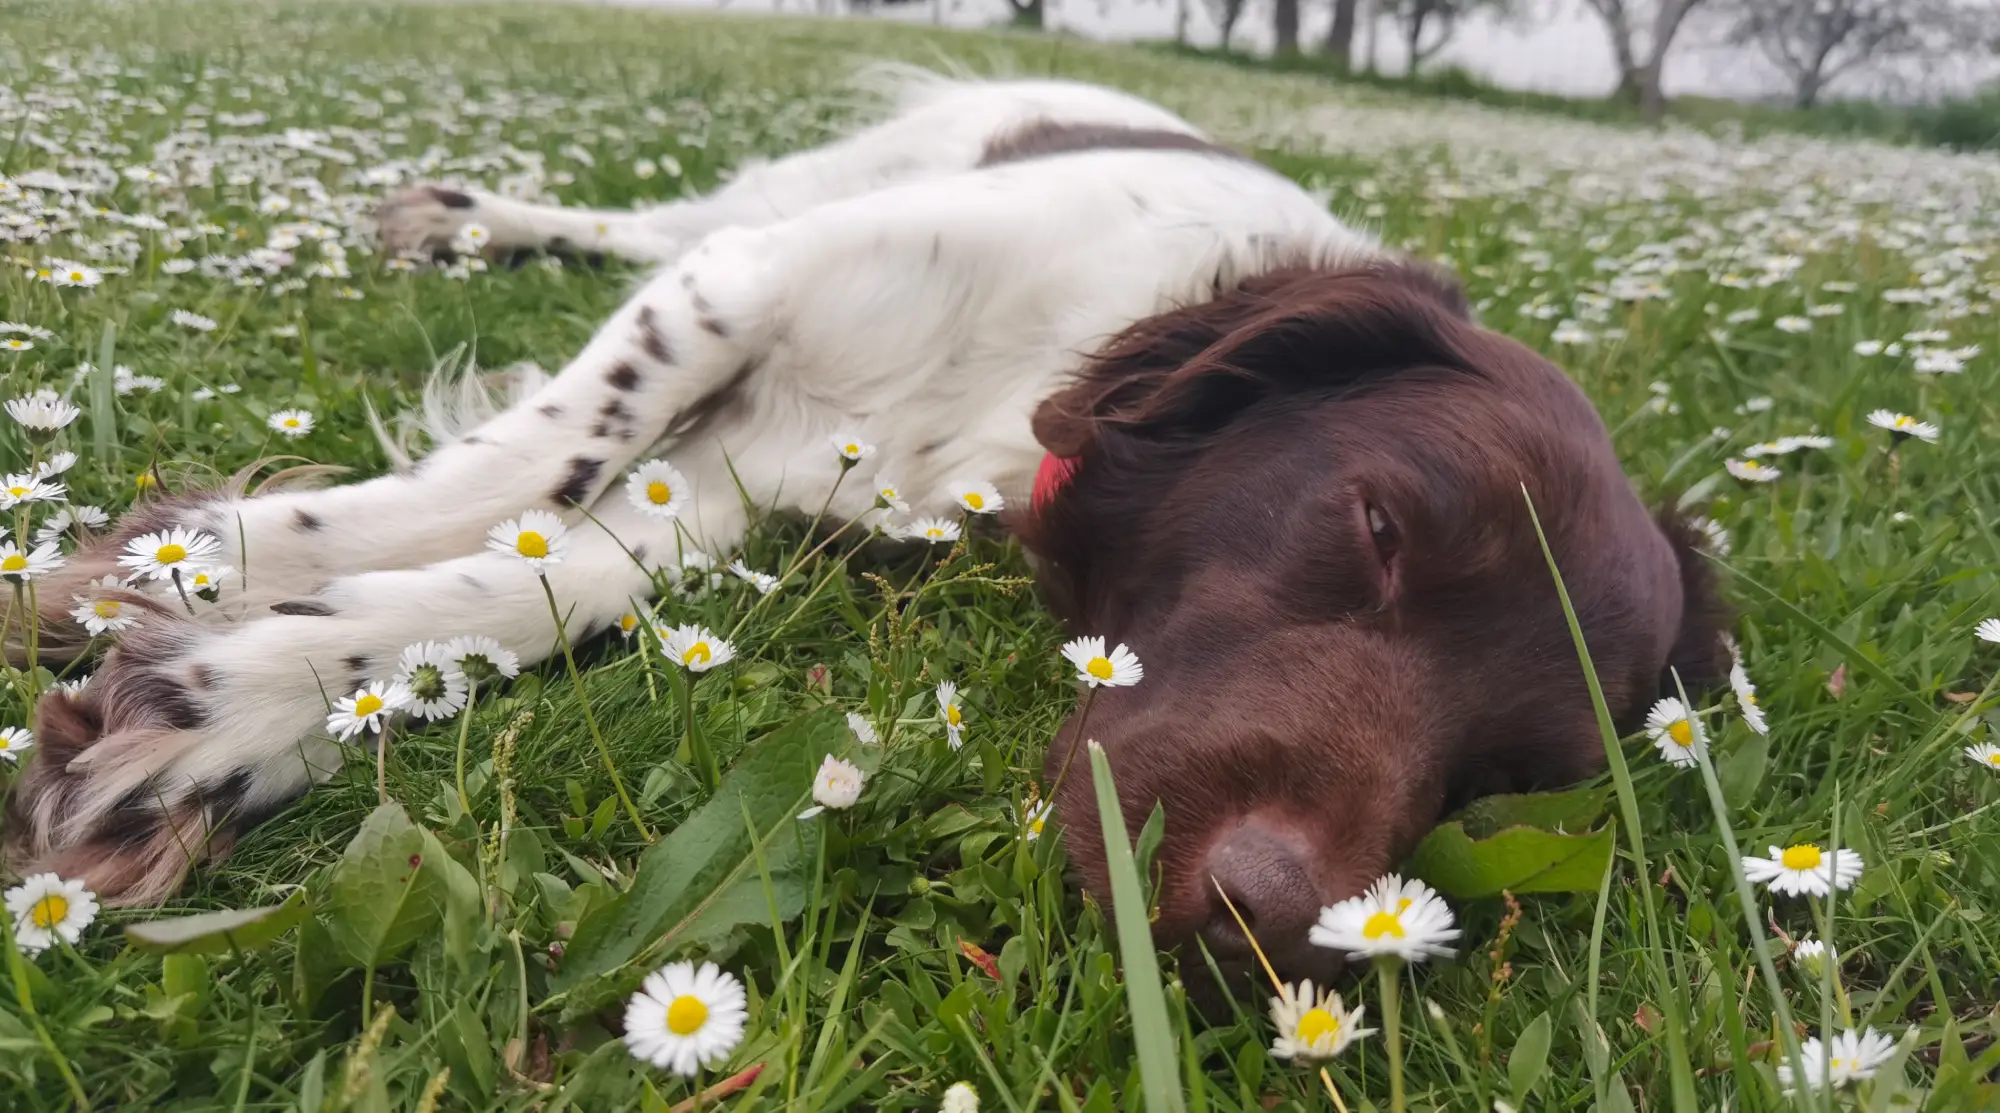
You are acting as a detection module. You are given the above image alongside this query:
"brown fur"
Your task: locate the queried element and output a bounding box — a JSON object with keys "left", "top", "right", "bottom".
{"left": 978, "top": 120, "right": 1245, "bottom": 169}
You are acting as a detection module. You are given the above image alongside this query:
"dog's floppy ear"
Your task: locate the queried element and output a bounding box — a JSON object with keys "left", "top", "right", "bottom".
{"left": 1655, "top": 507, "right": 1733, "bottom": 696}
{"left": 1032, "top": 262, "right": 1475, "bottom": 458}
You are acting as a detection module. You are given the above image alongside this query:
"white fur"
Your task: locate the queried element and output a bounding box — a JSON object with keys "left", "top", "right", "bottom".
{"left": 57, "top": 75, "right": 1383, "bottom": 854}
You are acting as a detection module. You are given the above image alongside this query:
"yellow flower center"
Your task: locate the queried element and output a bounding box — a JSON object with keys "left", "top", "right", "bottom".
{"left": 93, "top": 600, "right": 120, "bottom": 618}
{"left": 1988, "top": 753, "right": 2000, "bottom": 767}
{"left": 68, "top": 271, "right": 84, "bottom": 282}
{"left": 843, "top": 443, "right": 860, "bottom": 455}
{"left": 283, "top": 418, "right": 300, "bottom": 428}
{"left": 1744, "top": 692, "right": 1758, "bottom": 708}
{"left": 1, "top": 554, "right": 25, "bottom": 572}
{"left": 879, "top": 487, "right": 896, "bottom": 500}
{"left": 666, "top": 995, "right": 708, "bottom": 1036}
{"left": 30, "top": 894, "right": 68, "bottom": 929}
{"left": 515, "top": 532, "right": 548, "bottom": 558}
{"left": 1894, "top": 416, "right": 1914, "bottom": 429}
{"left": 1029, "top": 817, "right": 1045, "bottom": 835}
{"left": 1780, "top": 844, "right": 1823, "bottom": 871}
{"left": 924, "top": 528, "right": 944, "bottom": 539}
{"left": 155, "top": 543, "right": 187, "bottom": 564}
{"left": 963, "top": 492, "right": 984, "bottom": 510}
{"left": 682, "top": 642, "right": 711, "bottom": 666}
{"left": 646, "top": 481, "right": 673, "bottom": 505}
{"left": 353, "top": 693, "right": 384, "bottom": 717}
{"left": 1363, "top": 911, "right": 1406, "bottom": 939}
{"left": 1296, "top": 1007, "right": 1340, "bottom": 1046}
{"left": 135, "top": 474, "right": 156, "bottom": 490}
{"left": 947, "top": 705, "right": 961, "bottom": 727}
{"left": 619, "top": 614, "right": 638, "bottom": 633}
{"left": 1668, "top": 719, "right": 1694, "bottom": 748}
{"left": 6, "top": 486, "right": 28, "bottom": 497}
{"left": 1086, "top": 657, "right": 1114, "bottom": 680}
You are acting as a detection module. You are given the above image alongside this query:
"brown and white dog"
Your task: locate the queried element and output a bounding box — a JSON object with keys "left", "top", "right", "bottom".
{"left": 6, "top": 72, "right": 1724, "bottom": 976}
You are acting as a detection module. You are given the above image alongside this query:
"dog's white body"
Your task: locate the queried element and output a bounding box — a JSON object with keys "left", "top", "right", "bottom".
{"left": 24, "top": 73, "right": 1380, "bottom": 896}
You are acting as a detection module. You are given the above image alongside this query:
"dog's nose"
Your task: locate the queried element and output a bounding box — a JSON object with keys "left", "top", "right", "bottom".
{"left": 1199, "top": 817, "right": 1324, "bottom": 965}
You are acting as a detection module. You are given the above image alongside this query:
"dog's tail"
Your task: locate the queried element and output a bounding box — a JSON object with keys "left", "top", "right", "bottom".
{"left": 366, "top": 346, "right": 551, "bottom": 471}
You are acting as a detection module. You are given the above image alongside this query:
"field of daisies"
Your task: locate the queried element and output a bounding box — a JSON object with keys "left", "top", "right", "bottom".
{"left": 3, "top": 0, "right": 2000, "bottom": 1109}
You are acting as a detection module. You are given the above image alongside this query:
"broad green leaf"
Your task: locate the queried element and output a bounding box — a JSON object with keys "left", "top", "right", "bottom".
{"left": 1508, "top": 1011, "right": 1552, "bottom": 1100}
{"left": 1410, "top": 821, "right": 1614, "bottom": 898}
{"left": 124, "top": 891, "right": 308, "bottom": 954}
{"left": 324, "top": 802, "right": 457, "bottom": 969}
{"left": 556, "top": 707, "right": 837, "bottom": 991}
{"left": 1717, "top": 725, "right": 1770, "bottom": 810}
{"left": 1448, "top": 785, "right": 1610, "bottom": 839}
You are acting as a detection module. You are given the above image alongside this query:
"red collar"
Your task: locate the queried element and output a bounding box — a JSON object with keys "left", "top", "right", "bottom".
{"left": 1033, "top": 454, "right": 1080, "bottom": 514}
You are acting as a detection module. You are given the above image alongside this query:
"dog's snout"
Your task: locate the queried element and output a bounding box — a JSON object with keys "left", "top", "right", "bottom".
{"left": 1199, "top": 817, "right": 1324, "bottom": 964}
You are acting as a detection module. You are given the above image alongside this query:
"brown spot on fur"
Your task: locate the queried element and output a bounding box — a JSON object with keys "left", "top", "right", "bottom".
{"left": 342, "top": 654, "right": 369, "bottom": 673}
{"left": 293, "top": 509, "right": 323, "bottom": 531}
{"left": 637, "top": 306, "right": 674, "bottom": 363}
{"left": 271, "top": 600, "right": 336, "bottom": 617}
{"left": 979, "top": 121, "right": 1243, "bottom": 169}
{"left": 427, "top": 187, "right": 476, "bottom": 209}
{"left": 537, "top": 403, "right": 564, "bottom": 419}
{"left": 606, "top": 363, "right": 641, "bottom": 391}
{"left": 552, "top": 457, "right": 603, "bottom": 507}
{"left": 699, "top": 316, "right": 727, "bottom": 338}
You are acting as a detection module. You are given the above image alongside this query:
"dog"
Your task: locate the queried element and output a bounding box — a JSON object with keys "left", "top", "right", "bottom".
{"left": 6, "top": 71, "right": 1724, "bottom": 976}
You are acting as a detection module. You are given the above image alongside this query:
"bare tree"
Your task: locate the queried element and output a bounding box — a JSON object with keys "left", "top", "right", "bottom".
{"left": 1728, "top": 0, "right": 1980, "bottom": 108}
{"left": 1578, "top": 0, "right": 1711, "bottom": 121}
{"left": 1275, "top": 0, "right": 1302, "bottom": 53}
{"left": 1204, "top": 0, "right": 1250, "bottom": 49}
{"left": 1378, "top": 0, "right": 1511, "bottom": 73}
{"left": 1004, "top": 0, "right": 1045, "bottom": 28}
{"left": 1323, "top": 0, "right": 1361, "bottom": 67}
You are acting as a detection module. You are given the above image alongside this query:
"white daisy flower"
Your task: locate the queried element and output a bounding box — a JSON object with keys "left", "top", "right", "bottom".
{"left": 1975, "top": 617, "right": 2000, "bottom": 644}
{"left": 1689, "top": 515, "right": 1731, "bottom": 557}
{"left": 170, "top": 309, "right": 217, "bottom": 331}
{"left": 941, "top": 1081, "right": 980, "bottom": 1113}
{"left": 796, "top": 754, "right": 866, "bottom": 819}
{"left": 5, "top": 394, "right": 81, "bottom": 434}
{"left": 391, "top": 641, "right": 470, "bottom": 720}
{"left": 1961, "top": 741, "right": 2000, "bottom": 771}
{"left": 5, "top": 874, "right": 98, "bottom": 955}
{"left": 1853, "top": 339, "right": 1884, "bottom": 356}
{"left": 937, "top": 681, "right": 965, "bottom": 749}
{"left": 267, "top": 408, "right": 314, "bottom": 437}
{"left": 0, "top": 726, "right": 33, "bottom": 763}
{"left": 0, "top": 473, "right": 65, "bottom": 508}
{"left": 899, "top": 517, "right": 960, "bottom": 544}
{"left": 326, "top": 681, "right": 410, "bottom": 741}
{"left": 1309, "top": 874, "right": 1460, "bottom": 962}
{"left": 444, "top": 634, "right": 520, "bottom": 680}
{"left": 1791, "top": 935, "right": 1832, "bottom": 976}
{"left": 485, "top": 510, "right": 569, "bottom": 571}
{"left": 1777, "top": 1028, "right": 1898, "bottom": 1094}
{"left": 1866, "top": 409, "right": 1938, "bottom": 443}
{"left": 1268, "top": 979, "right": 1372, "bottom": 1062}
{"left": 872, "top": 477, "right": 909, "bottom": 514}
{"left": 846, "top": 712, "right": 879, "bottom": 745}
{"left": 725, "top": 559, "right": 779, "bottom": 595}
{"left": 1724, "top": 459, "right": 1781, "bottom": 483}
{"left": 621, "top": 961, "right": 748, "bottom": 1076}
{"left": 0, "top": 541, "right": 62, "bottom": 583}
{"left": 658, "top": 624, "right": 736, "bottom": 672}
{"left": 1741, "top": 844, "right": 1864, "bottom": 898}
{"left": 71, "top": 576, "right": 139, "bottom": 635}
{"left": 830, "top": 433, "right": 875, "bottom": 463}
{"left": 1728, "top": 658, "right": 1768, "bottom": 736}
{"left": 36, "top": 451, "right": 78, "bottom": 479}
{"left": 118, "top": 528, "right": 222, "bottom": 582}
{"left": 450, "top": 223, "right": 492, "bottom": 256}
{"left": 164, "top": 564, "right": 231, "bottom": 601}
{"left": 1060, "top": 636, "right": 1143, "bottom": 688}
{"left": 0, "top": 338, "right": 33, "bottom": 352}
{"left": 625, "top": 459, "right": 688, "bottom": 521}
{"left": 1022, "top": 799, "right": 1052, "bottom": 841}
{"left": 950, "top": 479, "right": 1003, "bottom": 515}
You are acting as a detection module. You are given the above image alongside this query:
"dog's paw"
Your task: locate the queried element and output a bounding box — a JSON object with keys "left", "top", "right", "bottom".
{"left": 376, "top": 184, "right": 493, "bottom": 258}
{"left": 3, "top": 610, "right": 335, "bottom": 906}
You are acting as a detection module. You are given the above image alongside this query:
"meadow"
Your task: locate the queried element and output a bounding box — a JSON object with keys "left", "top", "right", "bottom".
{"left": 2, "top": 1, "right": 1999, "bottom": 1109}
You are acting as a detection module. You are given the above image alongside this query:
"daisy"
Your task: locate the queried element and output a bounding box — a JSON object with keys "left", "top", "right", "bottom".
{"left": 621, "top": 961, "right": 748, "bottom": 1076}
{"left": 950, "top": 479, "right": 1003, "bottom": 515}
{"left": 872, "top": 477, "right": 909, "bottom": 514}
{"left": 617, "top": 612, "right": 643, "bottom": 638}
{"left": 796, "top": 754, "right": 866, "bottom": 819}
{"left": 659, "top": 624, "right": 736, "bottom": 672}
{"left": 1773, "top": 315, "right": 1811, "bottom": 333}
{"left": 391, "top": 641, "right": 470, "bottom": 720}
{"left": 485, "top": 510, "right": 569, "bottom": 571}
{"left": 36, "top": 451, "right": 78, "bottom": 479}
{"left": 941, "top": 1082, "right": 980, "bottom": 1113}
{"left": 1961, "top": 741, "right": 2000, "bottom": 771}
{"left": 5, "top": 874, "right": 98, "bottom": 956}
{"left": 1724, "top": 459, "right": 1781, "bottom": 483}
{"left": 1060, "top": 636, "right": 1144, "bottom": 688}
{"left": 846, "top": 712, "right": 880, "bottom": 745}
{"left": 71, "top": 577, "right": 139, "bottom": 635}
{"left": 830, "top": 433, "right": 874, "bottom": 463}
{"left": 1777, "top": 1028, "right": 1898, "bottom": 1094}
{"left": 2, "top": 338, "right": 34, "bottom": 352}
{"left": 0, "top": 726, "right": 33, "bottom": 763}
{"left": 326, "top": 681, "right": 410, "bottom": 741}
{"left": 937, "top": 681, "right": 965, "bottom": 748}
{"left": 267, "top": 409, "right": 314, "bottom": 437}
{"left": 1308, "top": 874, "right": 1460, "bottom": 962}
{"left": 1975, "top": 617, "right": 2000, "bottom": 644}
{"left": 1741, "top": 843, "right": 1864, "bottom": 897}
{"left": 0, "top": 541, "right": 62, "bottom": 584}
{"left": 1866, "top": 409, "right": 1939, "bottom": 443}
{"left": 51, "top": 263, "right": 102, "bottom": 289}
{"left": 5, "top": 394, "right": 81, "bottom": 435}
{"left": 0, "top": 473, "right": 65, "bottom": 508}
{"left": 170, "top": 309, "right": 217, "bottom": 331}
{"left": 625, "top": 459, "right": 688, "bottom": 521}
{"left": 900, "top": 517, "right": 960, "bottom": 544}
{"left": 725, "top": 559, "right": 779, "bottom": 595}
{"left": 1791, "top": 935, "right": 1832, "bottom": 976}
{"left": 451, "top": 223, "right": 492, "bottom": 254}
{"left": 1268, "top": 980, "right": 1372, "bottom": 1062}
{"left": 445, "top": 634, "right": 520, "bottom": 680}
{"left": 119, "top": 528, "right": 222, "bottom": 582}
{"left": 1022, "top": 799, "right": 1052, "bottom": 841}
{"left": 1725, "top": 658, "right": 1768, "bottom": 736}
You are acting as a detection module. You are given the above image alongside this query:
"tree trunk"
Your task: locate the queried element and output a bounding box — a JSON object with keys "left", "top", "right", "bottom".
{"left": 1174, "top": 0, "right": 1189, "bottom": 44}
{"left": 1404, "top": 7, "right": 1426, "bottom": 74}
{"left": 1794, "top": 69, "right": 1823, "bottom": 109}
{"left": 1274, "top": 0, "right": 1300, "bottom": 56}
{"left": 1006, "top": 0, "right": 1043, "bottom": 29}
{"left": 1220, "top": 0, "right": 1241, "bottom": 51}
{"left": 1323, "top": 0, "right": 1358, "bottom": 68}
{"left": 1636, "top": 58, "right": 1668, "bottom": 121}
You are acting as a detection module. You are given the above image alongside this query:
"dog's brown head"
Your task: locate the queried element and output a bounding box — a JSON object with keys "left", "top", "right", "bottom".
{"left": 1019, "top": 263, "right": 1726, "bottom": 977}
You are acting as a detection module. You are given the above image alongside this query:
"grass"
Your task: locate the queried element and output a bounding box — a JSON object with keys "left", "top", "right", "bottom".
{"left": 2, "top": 0, "right": 2000, "bottom": 1109}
